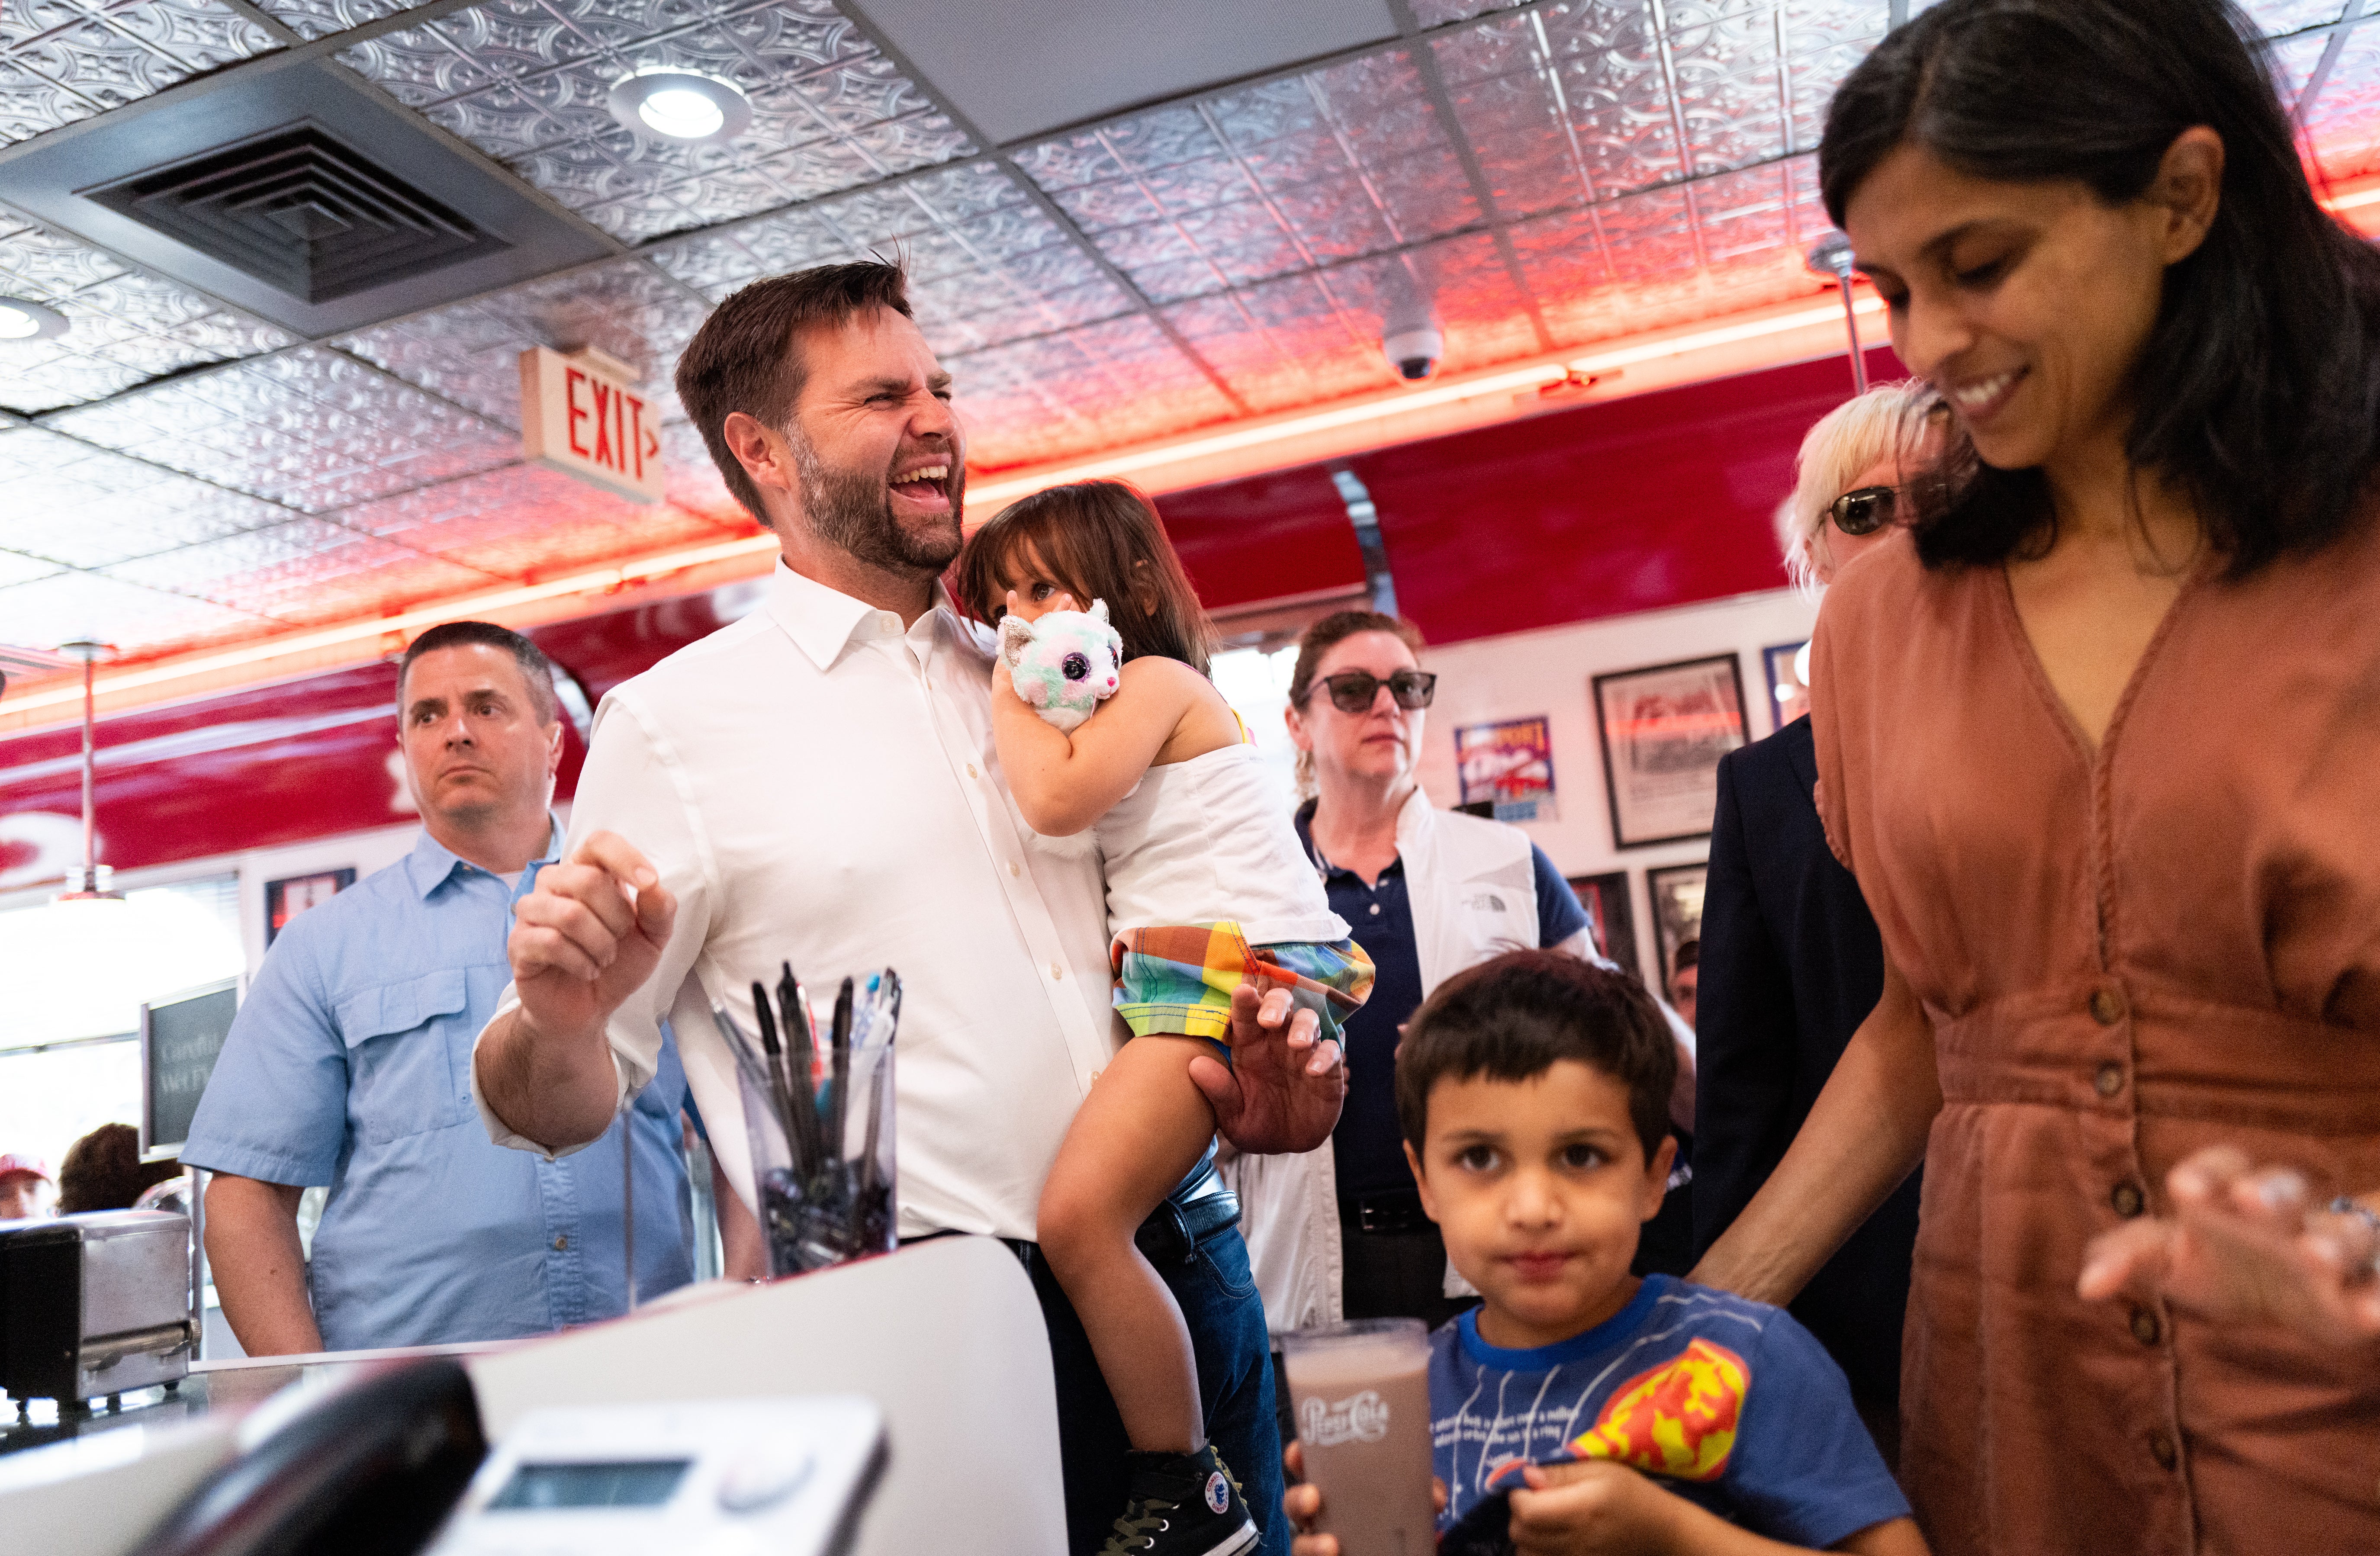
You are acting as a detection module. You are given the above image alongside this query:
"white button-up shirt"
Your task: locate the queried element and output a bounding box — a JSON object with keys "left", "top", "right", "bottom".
{"left": 476, "top": 563, "right": 1122, "bottom": 1241}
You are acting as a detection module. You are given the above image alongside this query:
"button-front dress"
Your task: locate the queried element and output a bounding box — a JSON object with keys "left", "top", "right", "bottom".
{"left": 1808, "top": 521, "right": 2380, "bottom": 1555}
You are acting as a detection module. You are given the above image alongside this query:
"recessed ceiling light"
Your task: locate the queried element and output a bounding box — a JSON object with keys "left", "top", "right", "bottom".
{"left": 608, "top": 70, "right": 751, "bottom": 145}
{"left": 0, "top": 296, "right": 68, "bottom": 342}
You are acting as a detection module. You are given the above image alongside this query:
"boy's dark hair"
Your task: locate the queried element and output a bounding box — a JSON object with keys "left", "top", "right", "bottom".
{"left": 399, "top": 620, "right": 559, "bottom": 724}
{"left": 954, "top": 479, "right": 1217, "bottom": 675}
{"left": 1396, "top": 951, "right": 1676, "bottom": 1167}
{"left": 673, "top": 261, "right": 916, "bottom": 527}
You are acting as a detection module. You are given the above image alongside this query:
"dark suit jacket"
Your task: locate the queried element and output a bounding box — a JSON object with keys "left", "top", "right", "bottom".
{"left": 1691, "top": 714, "right": 1920, "bottom": 1407}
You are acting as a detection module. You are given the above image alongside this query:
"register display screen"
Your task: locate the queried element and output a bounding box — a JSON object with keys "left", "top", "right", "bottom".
{"left": 488, "top": 1460, "right": 692, "bottom": 1510}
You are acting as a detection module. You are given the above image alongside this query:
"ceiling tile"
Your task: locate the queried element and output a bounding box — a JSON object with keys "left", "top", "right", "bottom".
{"left": 337, "top": 257, "right": 707, "bottom": 427}
{"left": 0, "top": 213, "right": 295, "bottom": 413}
{"left": 949, "top": 313, "right": 1235, "bottom": 470}
{"left": 47, "top": 347, "right": 517, "bottom": 512}
{"left": 109, "top": 517, "right": 504, "bottom": 625}
{"left": 2241, "top": 0, "right": 2350, "bottom": 35}
{"left": 0, "top": 424, "right": 292, "bottom": 567}
{"left": 0, "top": 547, "right": 65, "bottom": 588}
{"left": 248, "top": 0, "right": 443, "bottom": 41}
{"left": 2303, "top": 19, "right": 2380, "bottom": 182}
{"left": 648, "top": 162, "right": 1136, "bottom": 357}
{"left": 0, "top": 0, "right": 280, "bottom": 145}
{"left": 337, "top": 460, "right": 744, "bottom": 577}
{"left": 0, "top": 567, "right": 273, "bottom": 653}
{"left": 337, "top": 0, "right": 974, "bottom": 242}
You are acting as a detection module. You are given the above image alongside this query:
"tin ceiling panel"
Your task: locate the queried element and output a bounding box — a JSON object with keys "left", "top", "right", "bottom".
{"left": 1017, "top": 52, "right": 1479, "bottom": 307}
{"left": 338, "top": 459, "right": 741, "bottom": 574}
{"left": 2302, "top": 22, "right": 2380, "bottom": 183}
{"left": 46, "top": 346, "right": 517, "bottom": 513}
{"left": 336, "top": 0, "right": 973, "bottom": 242}
{"left": 650, "top": 162, "right": 1135, "bottom": 359}
{"left": 0, "top": 0, "right": 282, "bottom": 145}
{"left": 0, "top": 567, "right": 273, "bottom": 652}
{"left": 0, "top": 210, "right": 293, "bottom": 413}
{"left": 0, "top": 424, "right": 292, "bottom": 567}
{"left": 96, "top": 513, "right": 464, "bottom": 620}
{"left": 250, "top": 0, "right": 441, "bottom": 42}
{"left": 2245, "top": 0, "right": 2352, "bottom": 33}
{"left": 336, "top": 256, "right": 708, "bottom": 426}
{"left": 0, "top": 546, "right": 65, "bottom": 589}
{"left": 951, "top": 313, "right": 1236, "bottom": 471}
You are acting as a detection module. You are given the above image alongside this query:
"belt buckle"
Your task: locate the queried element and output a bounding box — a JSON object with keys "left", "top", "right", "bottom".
{"left": 1358, "top": 1200, "right": 1399, "bottom": 1235}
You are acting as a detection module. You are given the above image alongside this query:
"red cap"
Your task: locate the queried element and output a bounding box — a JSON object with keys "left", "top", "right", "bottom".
{"left": 0, "top": 1153, "right": 53, "bottom": 1183}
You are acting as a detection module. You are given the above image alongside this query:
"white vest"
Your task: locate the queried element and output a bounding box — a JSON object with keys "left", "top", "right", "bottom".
{"left": 1220, "top": 788, "right": 1593, "bottom": 1335}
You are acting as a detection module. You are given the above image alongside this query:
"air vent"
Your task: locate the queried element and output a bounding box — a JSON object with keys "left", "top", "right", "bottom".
{"left": 87, "top": 122, "right": 511, "bottom": 305}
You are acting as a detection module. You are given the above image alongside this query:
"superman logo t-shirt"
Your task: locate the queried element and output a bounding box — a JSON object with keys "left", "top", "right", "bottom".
{"left": 1431, "top": 1275, "right": 1908, "bottom": 1552}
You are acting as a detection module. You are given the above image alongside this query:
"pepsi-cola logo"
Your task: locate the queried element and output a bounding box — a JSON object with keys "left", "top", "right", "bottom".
{"left": 1205, "top": 1471, "right": 1230, "bottom": 1514}
{"left": 1299, "top": 1389, "right": 1391, "bottom": 1447}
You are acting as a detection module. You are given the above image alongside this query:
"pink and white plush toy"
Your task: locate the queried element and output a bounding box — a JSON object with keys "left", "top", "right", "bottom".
{"left": 999, "top": 598, "right": 1123, "bottom": 733}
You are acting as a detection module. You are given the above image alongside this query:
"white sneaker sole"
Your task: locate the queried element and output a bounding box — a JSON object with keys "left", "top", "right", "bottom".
{"left": 1193, "top": 1518, "right": 1258, "bottom": 1556}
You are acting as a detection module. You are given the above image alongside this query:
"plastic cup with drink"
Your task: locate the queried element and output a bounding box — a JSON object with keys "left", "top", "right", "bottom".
{"left": 1279, "top": 1317, "right": 1436, "bottom": 1555}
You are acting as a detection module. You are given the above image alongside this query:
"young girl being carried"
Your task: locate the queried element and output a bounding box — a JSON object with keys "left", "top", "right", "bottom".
{"left": 958, "top": 480, "right": 1372, "bottom": 1556}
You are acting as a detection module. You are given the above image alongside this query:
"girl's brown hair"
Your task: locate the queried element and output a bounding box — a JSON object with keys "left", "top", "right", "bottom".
{"left": 955, "top": 480, "right": 1218, "bottom": 675}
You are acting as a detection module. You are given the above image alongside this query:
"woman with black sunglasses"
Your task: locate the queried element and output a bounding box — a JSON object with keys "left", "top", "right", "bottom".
{"left": 1222, "top": 610, "right": 1663, "bottom": 1343}
{"left": 1691, "top": 2, "right": 2380, "bottom": 1551}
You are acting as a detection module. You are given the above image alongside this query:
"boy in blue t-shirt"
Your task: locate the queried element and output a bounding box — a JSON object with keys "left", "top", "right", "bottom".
{"left": 1283, "top": 951, "right": 1926, "bottom": 1556}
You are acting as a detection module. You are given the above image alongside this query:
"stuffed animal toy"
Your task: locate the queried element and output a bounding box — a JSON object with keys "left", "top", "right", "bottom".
{"left": 999, "top": 598, "right": 1123, "bottom": 733}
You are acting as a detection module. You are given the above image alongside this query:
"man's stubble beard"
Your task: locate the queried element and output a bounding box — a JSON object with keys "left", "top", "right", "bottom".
{"left": 786, "top": 421, "right": 964, "bottom": 577}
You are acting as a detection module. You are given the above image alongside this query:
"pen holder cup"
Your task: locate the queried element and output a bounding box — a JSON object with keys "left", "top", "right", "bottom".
{"left": 731, "top": 1024, "right": 898, "bottom": 1278}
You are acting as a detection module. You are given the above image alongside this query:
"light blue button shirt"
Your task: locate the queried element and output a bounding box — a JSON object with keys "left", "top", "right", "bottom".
{"left": 183, "top": 824, "right": 695, "bottom": 1351}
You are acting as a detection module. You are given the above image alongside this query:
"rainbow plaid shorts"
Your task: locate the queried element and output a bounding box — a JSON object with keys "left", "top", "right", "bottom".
{"left": 1110, "top": 921, "right": 1375, "bottom": 1056}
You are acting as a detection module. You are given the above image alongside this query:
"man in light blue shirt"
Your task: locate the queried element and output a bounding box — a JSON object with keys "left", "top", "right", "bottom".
{"left": 184, "top": 621, "right": 707, "bottom": 1353}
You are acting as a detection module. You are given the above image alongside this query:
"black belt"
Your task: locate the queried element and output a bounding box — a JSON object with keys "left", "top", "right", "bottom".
{"left": 1340, "top": 1191, "right": 1431, "bottom": 1236}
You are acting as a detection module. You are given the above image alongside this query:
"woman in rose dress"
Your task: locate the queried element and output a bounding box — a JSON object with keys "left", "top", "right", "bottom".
{"left": 1691, "top": 2, "right": 2380, "bottom": 1553}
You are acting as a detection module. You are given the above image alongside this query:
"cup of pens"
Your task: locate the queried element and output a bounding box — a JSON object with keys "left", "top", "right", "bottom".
{"left": 712, "top": 964, "right": 901, "bottom": 1277}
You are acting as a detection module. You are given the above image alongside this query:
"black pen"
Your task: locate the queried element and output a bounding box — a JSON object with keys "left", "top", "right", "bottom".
{"left": 828, "top": 975, "right": 855, "bottom": 1164}
{"left": 749, "top": 980, "right": 796, "bottom": 1152}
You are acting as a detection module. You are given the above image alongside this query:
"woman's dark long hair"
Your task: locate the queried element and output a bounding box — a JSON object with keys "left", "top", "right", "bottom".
{"left": 1819, "top": 0, "right": 2380, "bottom": 575}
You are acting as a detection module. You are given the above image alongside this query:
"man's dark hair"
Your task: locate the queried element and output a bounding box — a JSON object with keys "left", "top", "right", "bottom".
{"left": 674, "top": 261, "right": 916, "bottom": 527}
{"left": 1672, "top": 938, "right": 1699, "bottom": 978}
{"left": 398, "top": 620, "right": 559, "bottom": 724}
{"left": 1822, "top": 0, "right": 2380, "bottom": 577}
{"left": 58, "top": 1123, "right": 178, "bottom": 1214}
{"left": 1396, "top": 951, "right": 1676, "bottom": 1167}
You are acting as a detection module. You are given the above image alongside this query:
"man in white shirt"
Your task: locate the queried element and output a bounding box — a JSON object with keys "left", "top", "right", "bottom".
{"left": 473, "top": 261, "right": 1345, "bottom": 1556}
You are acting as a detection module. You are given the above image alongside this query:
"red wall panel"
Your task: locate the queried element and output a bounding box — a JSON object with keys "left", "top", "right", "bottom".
{"left": 1353, "top": 347, "right": 1901, "bottom": 645}
{"left": 1149, "top": 466, "right": 1367, "bottom": 611}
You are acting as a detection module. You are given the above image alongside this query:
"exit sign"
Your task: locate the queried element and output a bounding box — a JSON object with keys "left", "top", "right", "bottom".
{"left": 519, "top": 345, "right": 666, "bottom": 502}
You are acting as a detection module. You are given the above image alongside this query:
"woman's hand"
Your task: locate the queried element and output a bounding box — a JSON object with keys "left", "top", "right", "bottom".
{"left": 2078, "top": 1144, "right": 2380, "bottom": 1345}
{"left": 1281, "top": 1442, "right": 1446, "bottom": 1556}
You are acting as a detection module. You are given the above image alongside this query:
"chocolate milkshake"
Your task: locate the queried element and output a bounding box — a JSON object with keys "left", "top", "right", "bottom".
{"left": 1280, "top": 1318, "right": 1436, "bottom": 1556}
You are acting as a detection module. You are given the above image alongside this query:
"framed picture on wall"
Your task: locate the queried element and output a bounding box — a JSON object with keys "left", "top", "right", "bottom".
{"left": 1646, "top": 862, "right": 1708, "bottom": 993}
{"left": 1566, "top": 871, "right": 1639, "bottom": 984}
{"left": 1763, "top": 640, "right": 1812, "bottom": 733}
{"left": 266, "top": 868, "right": 354, "bottom": 945}
{"left": 1591, "top": 654, "right": 1748, "bottom": 847}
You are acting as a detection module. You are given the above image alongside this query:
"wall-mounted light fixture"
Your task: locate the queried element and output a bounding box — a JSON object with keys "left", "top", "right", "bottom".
{"left": 607, "top": 70, "right": 753, "bottom": 144}
{"left": 0, "top": 296, "right": 68, "bottom": 342}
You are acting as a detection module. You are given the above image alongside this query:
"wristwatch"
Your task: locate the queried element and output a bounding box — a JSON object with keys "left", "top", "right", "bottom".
{"left": 2327, "top": 1196, "right": 2380, "bottom": 1278}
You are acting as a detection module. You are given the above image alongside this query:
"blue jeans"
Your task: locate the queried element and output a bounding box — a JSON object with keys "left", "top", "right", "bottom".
{"left": 1016, "top": 1222, "right": 1289, "bottom": 1556}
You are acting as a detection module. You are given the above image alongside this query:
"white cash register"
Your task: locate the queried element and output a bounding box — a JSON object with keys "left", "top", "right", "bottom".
{"left": 425, "top": 1396, "right": 886, "bottom": 1556}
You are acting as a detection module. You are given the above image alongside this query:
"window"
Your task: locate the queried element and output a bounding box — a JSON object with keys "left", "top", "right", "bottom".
{"left": 0, "top": 874, "right": 242, "bottom": 1174}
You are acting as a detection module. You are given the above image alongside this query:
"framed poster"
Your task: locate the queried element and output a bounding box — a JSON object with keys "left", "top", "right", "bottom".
{"left": 1592, "top": 654, "right": 1748, "bottom": 847}
{"left": 1763, "top": 640, "right": 1812, "bottom": 733}
{"left": 1568, "top": 871, "right": 1638, "bottom": 983}
{"left": 1456, "top": 715, "right": 1557, "bottom": 823}
{"left": 1646, "top": 862, "right": 1708, "bottom": 992}
{"left": 266, "top": 867, "right": 355, "bottom": 945}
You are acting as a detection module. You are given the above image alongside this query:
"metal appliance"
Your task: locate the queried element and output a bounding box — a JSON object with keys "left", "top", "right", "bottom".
{"left": 0, "top": 1211, "right": 199, "bottom": 1406}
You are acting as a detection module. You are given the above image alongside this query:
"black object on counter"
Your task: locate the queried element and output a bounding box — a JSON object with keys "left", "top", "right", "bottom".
{"left": 135, "top": 1356, "right": 485, "bottom": 1556}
